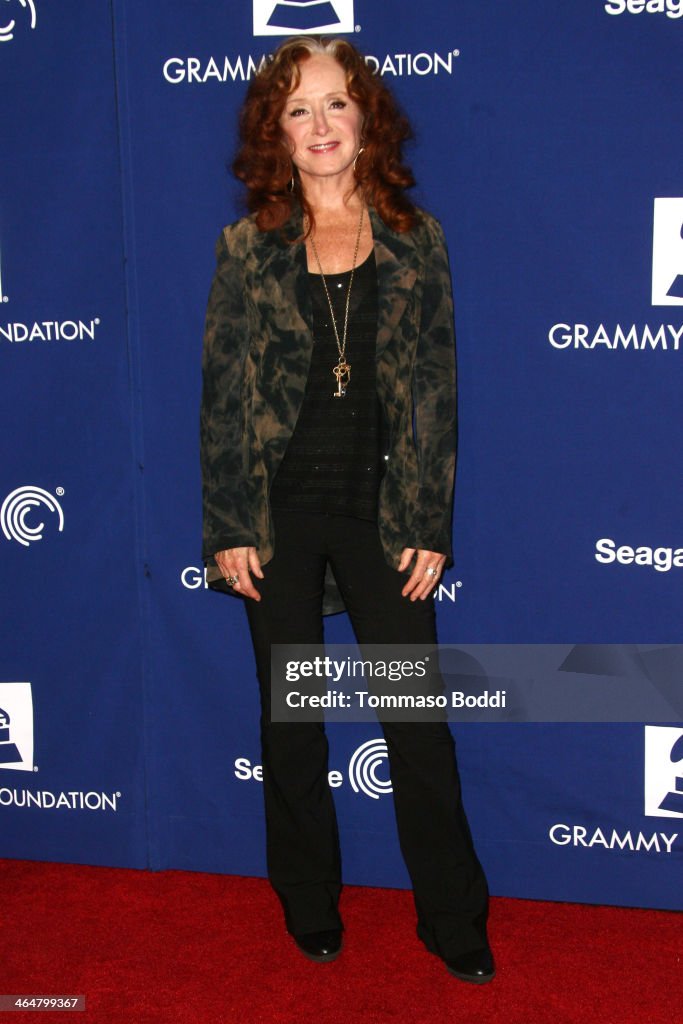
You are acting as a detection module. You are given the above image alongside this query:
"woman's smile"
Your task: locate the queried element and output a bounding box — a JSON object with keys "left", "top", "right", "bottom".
{"left": 308, "top": 141, "right": 341, "bottom": 153}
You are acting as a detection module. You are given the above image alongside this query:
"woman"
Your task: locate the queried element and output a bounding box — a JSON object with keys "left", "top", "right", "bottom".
{"left": 200, "top": 35, "right": 493, "bottom": 983}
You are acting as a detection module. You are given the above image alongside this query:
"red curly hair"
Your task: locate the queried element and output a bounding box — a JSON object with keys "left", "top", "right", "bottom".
{"left": 232, "top": 36, "right": 418, "bottom": 234}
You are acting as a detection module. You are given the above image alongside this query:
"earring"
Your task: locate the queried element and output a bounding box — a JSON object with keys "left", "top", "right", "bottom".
{"left": 353, "top": 147, "right": 365, "bottom": 173}
{"left": 287, "top": 175, "right": 295, "bottom": 193}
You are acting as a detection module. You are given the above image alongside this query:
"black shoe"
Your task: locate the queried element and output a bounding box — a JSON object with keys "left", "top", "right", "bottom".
{"left": 293, "top": 928, "right": 343, "bottom": 963}
{"left": 444, "top": 946, "right": 495, "bottom": 984}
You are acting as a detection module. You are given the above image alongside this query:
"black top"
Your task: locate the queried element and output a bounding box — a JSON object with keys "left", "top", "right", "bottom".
{"left": 269, "top": 250, "right": 387, "bottom": 520}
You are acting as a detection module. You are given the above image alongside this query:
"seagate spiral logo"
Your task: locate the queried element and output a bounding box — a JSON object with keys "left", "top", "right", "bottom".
{"left": 1, "top": 486, "right": 64, "bottom": 546}
{"left": 0, "top": 0, "right": 37, "bottom": 43}
{"left": 348, "top": 738, "right": 392, "bottom": 800}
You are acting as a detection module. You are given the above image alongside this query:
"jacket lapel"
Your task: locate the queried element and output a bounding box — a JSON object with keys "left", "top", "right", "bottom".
{"left": 369, "top": 207, "right": 419, "bottom": 358}
{"left": 248, "top": 216, "right": 314, "bottom": 462}
{"left": 256, "top": 213, "right": 314, "bottom": 337}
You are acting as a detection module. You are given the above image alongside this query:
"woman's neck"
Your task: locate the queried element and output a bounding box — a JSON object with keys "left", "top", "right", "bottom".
{"left": 302, "top": 188, "right": 373, "bottom": 273}
{"left": 299, "top": 171, "right": 364, "bottom": 220}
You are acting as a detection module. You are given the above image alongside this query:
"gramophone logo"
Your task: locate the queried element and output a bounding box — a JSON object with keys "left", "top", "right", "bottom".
{"left": 0, "top": 684, "right": 34, "bottom": 772}
{"left": 253, "top": 0, "right": 355, "bottom": 36}
{"left": 0, "top": 0, "right": 37, "bottom": 43}
{"left": 652, "top": 198, "right": 683, "bottom": 306}
{"left": 644, "top": 726, "right": 683, "bottom": 818}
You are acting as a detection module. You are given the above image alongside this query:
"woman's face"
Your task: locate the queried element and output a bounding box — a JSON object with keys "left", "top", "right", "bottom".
{"left": 279, "top": 54, "right": 364, "bottom": 189}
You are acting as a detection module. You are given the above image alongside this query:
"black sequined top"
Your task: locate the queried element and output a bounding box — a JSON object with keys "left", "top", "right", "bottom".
{"left": 269, "top": 250, "right": 388, "bottom": 520}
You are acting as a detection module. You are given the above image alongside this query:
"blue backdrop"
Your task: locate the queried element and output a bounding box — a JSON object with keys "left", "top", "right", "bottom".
{"left": 1, "top": 0, "right": 681, "bottom": 911}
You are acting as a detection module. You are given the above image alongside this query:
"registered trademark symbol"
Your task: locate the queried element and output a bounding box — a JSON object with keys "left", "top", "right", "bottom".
{"left": 453, "top": 49, "right": 460, "bottom": 57}
{"left": 56, "top": 487, "right": 64, "bottom": 496}
{"left": 355, "top": 24, "right": 361, "bottom": 31}
{"left": 95, "top": 317, "right": 100, "bottom": 325}
{"left": 456, "top": 580, "right": 463, "bottom": 588}
{"left": 1, "top": 295, "right": 8, "bottom": 303}
{"left": 116, "top": 792, "right": 121, "bottom": 798}
{"left": 33, "top": 765, "right": 39, "bottom": 772}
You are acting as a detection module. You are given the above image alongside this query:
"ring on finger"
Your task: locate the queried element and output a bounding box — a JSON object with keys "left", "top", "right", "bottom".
{"left": 424, "top": 566, "right": 439, "bottom": 578}
{"left": 225, "top": 574, "right": 239, "bottom": 587}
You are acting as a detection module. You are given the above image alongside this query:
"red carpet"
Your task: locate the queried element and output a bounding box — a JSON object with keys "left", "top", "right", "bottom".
{"left": 1, "top": 859, "right": 680, "bottom": 1024}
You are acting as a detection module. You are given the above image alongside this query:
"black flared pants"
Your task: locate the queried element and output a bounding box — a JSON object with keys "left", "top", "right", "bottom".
{"left": 244, "top": 510, "right": 489, "bottom": 959}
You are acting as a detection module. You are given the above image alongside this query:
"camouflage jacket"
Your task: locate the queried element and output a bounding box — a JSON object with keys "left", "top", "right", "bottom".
{"left": 200, "top": 204, "right": 457, "bottom": 598}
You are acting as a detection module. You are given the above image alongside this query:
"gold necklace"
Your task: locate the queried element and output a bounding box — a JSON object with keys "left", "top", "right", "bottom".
{"left": 308, "top": 205, "right": 365, "bottom": 398}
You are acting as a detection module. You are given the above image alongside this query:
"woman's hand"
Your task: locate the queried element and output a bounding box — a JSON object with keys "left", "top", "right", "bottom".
{"left": 214, "top": 546, "right": 264, "bottom": 602}
{"left": 397, "top": 548, "right": 446, "bottom": 601}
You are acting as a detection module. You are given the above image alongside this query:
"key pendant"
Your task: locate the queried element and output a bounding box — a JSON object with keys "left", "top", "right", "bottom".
{"left": 332, "top": 359, "right": 351, "bottom": 398}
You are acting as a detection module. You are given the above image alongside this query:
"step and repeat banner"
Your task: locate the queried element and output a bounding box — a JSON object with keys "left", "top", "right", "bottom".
{"left": 1, "top": 1, "right": 681, "bottom": 911}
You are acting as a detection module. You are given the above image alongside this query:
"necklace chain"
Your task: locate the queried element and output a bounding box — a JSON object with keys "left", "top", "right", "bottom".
{"left": 308, "top": 205, "right": 365, "bottom": 398}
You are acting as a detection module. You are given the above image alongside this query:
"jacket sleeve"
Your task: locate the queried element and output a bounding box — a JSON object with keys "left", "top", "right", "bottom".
{"left": 200, "top": 229, "right": 256, "bottom": 561}
{"left": 409, "top": 216, "right": 457, "bottom": 562}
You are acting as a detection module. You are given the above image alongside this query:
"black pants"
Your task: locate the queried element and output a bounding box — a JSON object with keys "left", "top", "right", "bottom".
{"left": 244, "top": 509, "right": 489, "bottom": 959}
